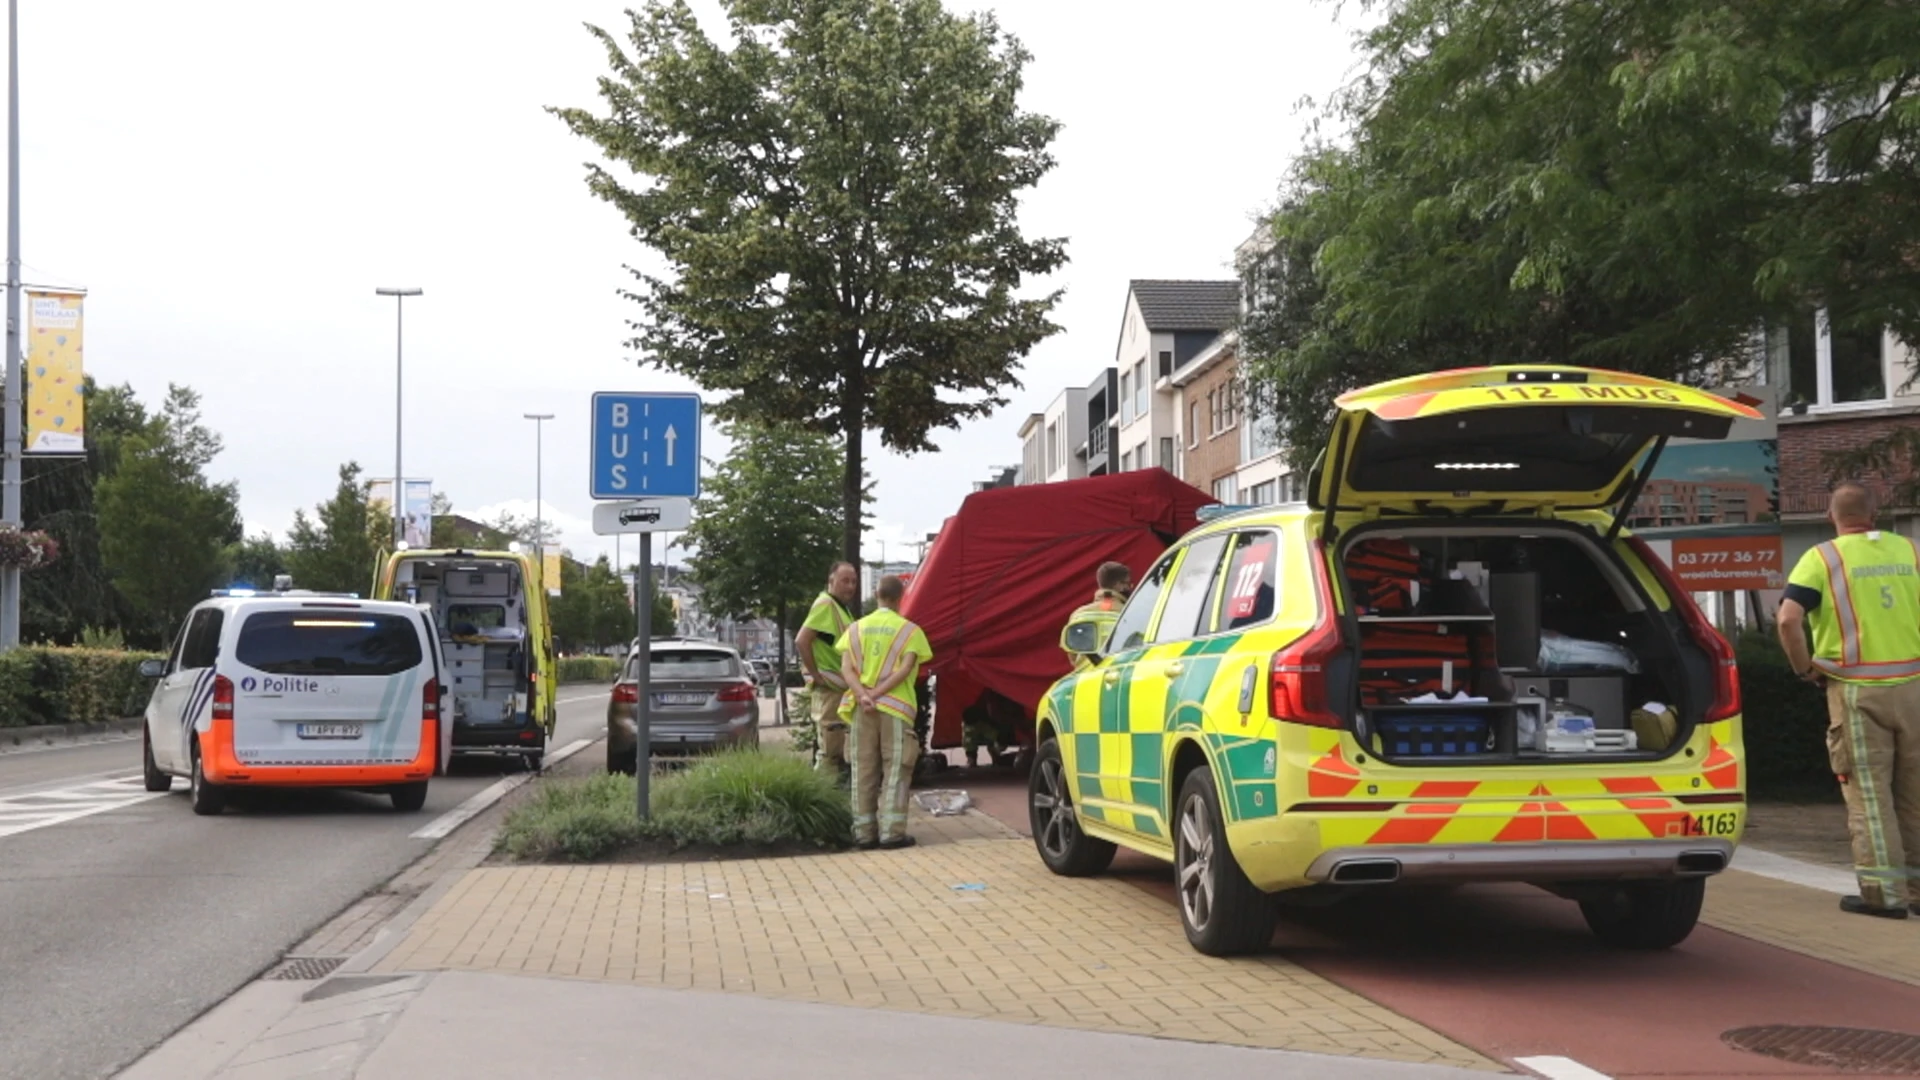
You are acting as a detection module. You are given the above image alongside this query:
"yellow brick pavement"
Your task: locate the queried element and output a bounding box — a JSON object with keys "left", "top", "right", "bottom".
{"left": 1703, "top": 868, "right": 1920, "bottom": 988}
{"left": 376, "top": 815, "right": 1497, "bottom": 1071}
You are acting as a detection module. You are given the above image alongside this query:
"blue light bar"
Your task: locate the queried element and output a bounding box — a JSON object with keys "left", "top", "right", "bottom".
{"left": 1196, "top": 503, "right": 1261, "bottom": 523}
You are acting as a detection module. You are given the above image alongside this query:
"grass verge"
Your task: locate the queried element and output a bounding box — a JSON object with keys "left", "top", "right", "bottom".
{"left": 497, "top": 746, "right": 853, "bottom": 862}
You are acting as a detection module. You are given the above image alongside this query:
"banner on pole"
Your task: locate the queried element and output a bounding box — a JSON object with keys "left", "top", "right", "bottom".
{"left": 25, "top": 290, "right": 85, "bottom": 455}
{"left": 543, "top": 546, "right": 564, "bottom": 597}
{"left": 403, "top": 480, "right": 432, "bottom": 548}
{"left": 367, "top": 479, "right": 395, "bottom": 526}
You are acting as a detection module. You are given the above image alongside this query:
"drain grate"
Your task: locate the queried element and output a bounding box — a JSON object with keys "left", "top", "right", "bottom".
{"left": 266, "top": 956, "right": 347, "bottom": 981}
{"left": 1724, "top": 1025, "right": 1920, "bottom": 1073}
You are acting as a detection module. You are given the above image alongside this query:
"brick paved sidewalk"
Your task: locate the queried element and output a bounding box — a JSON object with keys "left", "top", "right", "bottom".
{"left": 372, "top": 805, "right": 1498, "bottom": 1072}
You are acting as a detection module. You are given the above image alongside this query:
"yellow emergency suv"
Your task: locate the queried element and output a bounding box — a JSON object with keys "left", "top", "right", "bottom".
{"left": 1036, "top": 365, "right": 1752, "bottom": 956}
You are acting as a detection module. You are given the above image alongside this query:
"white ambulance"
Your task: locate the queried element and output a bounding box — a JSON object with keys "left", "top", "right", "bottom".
{"left": 138, "top": 584, "right": 449, "bottom": 815}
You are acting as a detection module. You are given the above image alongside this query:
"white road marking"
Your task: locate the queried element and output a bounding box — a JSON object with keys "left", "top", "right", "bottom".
{"left": 0, "top": 775, "right": 165, "bottom": 839}
{"left": 0, "top": 733, "right": 139, "bottom": 758}
{"left": 1516, "top": 1056, "right": 1613, "bottom": 1080}
{"left": 556, "top": 690, "right": 613, "bottom": 706}
{"left": 409, "top": 738, "right": 593, "bottom": 841}
{"left": 1730, "top": 845, "right": 1858, "bottom": 897}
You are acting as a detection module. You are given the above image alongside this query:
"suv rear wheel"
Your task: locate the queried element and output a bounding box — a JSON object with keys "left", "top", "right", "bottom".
{"left": 1579, "top": 878, "right": 1705, "bottom": 949}
{"left": 1029, "top": 739, "right": 1115, "bottom": 876}
{"left": 1175, "top": 765, "right": 1275, "bottom": 956}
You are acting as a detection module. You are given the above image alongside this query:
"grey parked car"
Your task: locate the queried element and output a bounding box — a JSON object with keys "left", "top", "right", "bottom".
{"left": 606, "top": 638, "right": 760, "bottom": 773}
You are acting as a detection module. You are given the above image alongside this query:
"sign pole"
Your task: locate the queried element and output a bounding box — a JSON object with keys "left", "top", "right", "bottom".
{"left": 635, "top": 532, "right": 652, "bottom": 820}
{"left": 2, "top": 0, "right": 22, "bottom": 650}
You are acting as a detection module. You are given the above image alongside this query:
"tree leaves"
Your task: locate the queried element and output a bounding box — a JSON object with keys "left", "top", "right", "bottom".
{"left": 555, "top": 0, "right": 1065, "bottom": 563}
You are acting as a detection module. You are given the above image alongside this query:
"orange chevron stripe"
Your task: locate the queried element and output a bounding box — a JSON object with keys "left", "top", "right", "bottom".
{"left": 1413, "top": 780, "right": 1479, "bottom": 798}
{"left": 1307, "top": 746, "right": 1363, "bottom": 798}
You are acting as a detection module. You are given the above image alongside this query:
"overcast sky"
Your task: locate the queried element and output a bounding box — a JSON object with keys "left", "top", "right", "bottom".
{"left": 14, "top": 0, "right": 1362, "bottom": 570}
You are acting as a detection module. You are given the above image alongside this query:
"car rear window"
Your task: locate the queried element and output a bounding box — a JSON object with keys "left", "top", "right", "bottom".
{"left": 236, "top": 611, "right": 424, "bottom": 676}
{"left": 629, "top": 649, "right": 740, "bottom": 680}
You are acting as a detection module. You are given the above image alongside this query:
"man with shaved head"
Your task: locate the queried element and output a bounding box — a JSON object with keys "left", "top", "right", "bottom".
{"left": 1779, "top": 482, "right": 1920, "bottom": 919}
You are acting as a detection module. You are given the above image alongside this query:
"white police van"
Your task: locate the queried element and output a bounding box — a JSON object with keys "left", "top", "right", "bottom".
{"left": 139, "top": 580, "right": 450, "bottom": 815}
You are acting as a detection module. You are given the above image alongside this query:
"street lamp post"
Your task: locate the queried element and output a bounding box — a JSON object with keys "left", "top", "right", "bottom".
{"left": 524, "top": 413, "right": 553, "bottom": 553}
{"left": 375, "top": 287, "right": 422, "bottom": 547}
{"left": 1, "top": 0, "right": 22, "bottom": 649}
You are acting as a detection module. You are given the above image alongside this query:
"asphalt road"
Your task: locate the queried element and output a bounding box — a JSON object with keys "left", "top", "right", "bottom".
{"left": 0, "top": 690, "right": 612, "bottom": 1080}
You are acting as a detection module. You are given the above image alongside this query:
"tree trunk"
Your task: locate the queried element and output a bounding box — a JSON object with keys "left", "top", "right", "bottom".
{"left": 840, "top": 375, "right": 866, "bottom": 574}
{"left": 775, "top": 598, "right": 789, "bottom": 726}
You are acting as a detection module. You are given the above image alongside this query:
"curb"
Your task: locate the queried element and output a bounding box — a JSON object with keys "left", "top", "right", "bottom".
{"left": 0, "top": 716, "right": 142, "bottom": 753}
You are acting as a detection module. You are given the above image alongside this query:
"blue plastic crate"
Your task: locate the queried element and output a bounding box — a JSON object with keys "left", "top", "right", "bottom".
{"left": 1376, "top": 712, "right": 1492, "bottom": 756}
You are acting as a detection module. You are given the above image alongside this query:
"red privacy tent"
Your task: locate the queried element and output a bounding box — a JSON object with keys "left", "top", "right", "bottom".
{"left": 900, "top": 469, "right": 1215, "bottom": 750}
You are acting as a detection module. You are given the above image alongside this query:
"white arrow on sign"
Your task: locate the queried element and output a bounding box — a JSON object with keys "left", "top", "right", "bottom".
{"left": 664, "top": 425, "right": 678, "bottom": 467}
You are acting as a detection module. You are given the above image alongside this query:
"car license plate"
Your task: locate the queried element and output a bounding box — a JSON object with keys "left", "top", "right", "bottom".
{"left": 296, "top": 723, "right": 362, "bottom": 740}
{"left": 655, "top": 692, "right": 706, "bottom": 706}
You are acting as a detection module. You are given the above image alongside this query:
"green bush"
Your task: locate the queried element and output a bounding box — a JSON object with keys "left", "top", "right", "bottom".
{"left": 1734, "top": 631, "right": 1836, "bottom": 800}
{"left": 557, "top": 655, "right": 621, "bottom": 684}
{"left": 497, "top": 747, "right": 852, "bottom": 861}
{"left": 0, "top": 646, "right": 162, "bottom": 728}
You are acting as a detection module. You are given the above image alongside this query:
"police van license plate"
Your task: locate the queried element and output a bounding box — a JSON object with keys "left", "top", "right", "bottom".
{"left": 296, "top": 723, "right": 362, "bottom": 740}
{"left": 655, "top": 693, "right": 705, "bottom": 706}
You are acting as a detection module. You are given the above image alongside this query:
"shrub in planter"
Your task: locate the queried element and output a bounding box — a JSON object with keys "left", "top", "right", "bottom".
{"left": 0, "top": 527, "right": 58, "bottom": 571}
{"left": 0, "top": 646, "right": 161, "bottom": 728}
{"left": 557, "top": 656, "right": 622, "bottom": 684}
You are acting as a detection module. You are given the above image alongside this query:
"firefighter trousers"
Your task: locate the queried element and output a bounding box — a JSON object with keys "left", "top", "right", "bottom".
{"left": 811, "top": 685, "right": 848, "bottom": 776}
{"left": 1827, "top": 678, "right": 1920, "bottom": 910}
{"left": 850, "top": 707, "right": 920, "bottom": 844}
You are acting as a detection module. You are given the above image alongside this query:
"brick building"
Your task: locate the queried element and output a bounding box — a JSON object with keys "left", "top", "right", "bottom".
{"left": 1171, "top": 335, "right": 1244, "bottom": 501}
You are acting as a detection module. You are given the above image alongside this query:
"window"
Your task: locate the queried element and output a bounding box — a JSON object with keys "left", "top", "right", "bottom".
{"left": 1133, "top": 360, "right": 1146, "bottom": 416}
{"left": 1188, "top": 402, "right": 1199, "bottom": 448}
{"left": 1280, "top": 472, "right": 1307, "bottom": 504}
{"left": 1158, "top": 350, "right": 1173, "bottom": 379}
{"left": 1242, "top": 403, "right": 1279, "bottom": 461}
{"left": 1222, "top": 382, "right": 1240, "bottom": 431}
{"left": 633, "top": 648, "right": 741, "bottom": 680}
{"left": 1831, "top": 325, "right": 1886, "bottom": 403}
{"left": 1120, "top": 449, "right": 1133, "bottom": 471}
{"left": 1151, "top": 535, "right": 1230, "bottom": 643}
{"left": 236, "top": 611, "right": 421, "bottom": 676}
{"left": 1120, "top": 372, "right": 1133, "bottom": 423}
{"left": 1158, "top": 437, "right": 1176, "bottom": 473}
{"left": 1046, "top": 420, "right": 1060, "bottom": 476}
{"left": 1107, "top": 551, "right": 1172, "bottom": 654}
{"left": 1217, "top": 531, "right": 1279, "bottom": 633}
{"left": 1247, "top": 480, "right": 1277, "bottom": 506}
{"left": 179, "top": 610, "right": 225, "bottom": 671}
{"left": 1211, "top": 475, "right": 1238, "bottom": 503}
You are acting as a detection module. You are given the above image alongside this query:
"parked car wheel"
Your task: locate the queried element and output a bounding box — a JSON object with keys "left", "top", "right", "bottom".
{"left": 1579, "top": 878, "right": 1705, "bottom": 950}
{"left": 189, "top": 742, "right": 225, "bottom": 817}
{"left": 389, "top": 781, "right": 429, "bottom": 812}
{"left": 1029, "top": 739, "right": 1116, "bottom": 877}
{"left": 142, "top": 728, "right": 172, "bottom": 793}
{"left": 1174, "top": 765, "right": 1275, "bottom": 956}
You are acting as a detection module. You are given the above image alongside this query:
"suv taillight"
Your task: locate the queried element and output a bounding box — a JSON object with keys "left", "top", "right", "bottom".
{"left": 211, "top": 675, "right": 234, "bottom": 721}
{"left": 1270, "top": 543, "right": 1344, "bottom": 728}
{"left": 716, "top": 682, "right": 756, "bottom": 703}
{"left": 423, "top": 678, "right": 441, "bottom": 722}
{"left": 612, "top": 683, "right": 639, "bottom": 705}
{"left": 1627, "top": 535, "right": 1742, "bottom": 723}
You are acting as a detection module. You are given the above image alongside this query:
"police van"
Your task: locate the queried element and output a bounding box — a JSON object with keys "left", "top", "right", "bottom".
{"left": 139, "top": 581, "right": 449, "bottom": 815}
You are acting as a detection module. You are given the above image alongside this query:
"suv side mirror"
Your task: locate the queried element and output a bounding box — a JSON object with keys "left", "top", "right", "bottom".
{"left": 1060, "top": 616, "right": 1112, "bottom": 660}
{"left": 137, "top": 659, "right": 166, "bottom": 679}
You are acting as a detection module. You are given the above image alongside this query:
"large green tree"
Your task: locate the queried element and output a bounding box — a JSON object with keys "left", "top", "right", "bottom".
{"left": 551, "top": 555, "right": 640, "bottom": 652}
{"left": 22, "top": 381, "right": 150, "bottom": 643}
{"left": 284, "top": 463, "right": 384, "bottom": 595}
{"left": 1243, "top": 0, "right": 1920, "bottom": 465}
{"left": 96, "top": 386, "right": 242, "bottom": 644}
{"left": 678, "top": 421, "right": 842, "bottom": 707}
{"left": 554, "top": 0, "right": 1066, "bottom": 565}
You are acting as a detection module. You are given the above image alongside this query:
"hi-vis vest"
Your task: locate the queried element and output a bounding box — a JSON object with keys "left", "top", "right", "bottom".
{"left": 838, "top": 609, "right": 931, "bottom": 724}
{"left": 1793, "top": 532, "right": 1920, "bottom": 684}
{"left": 804, "top": 591, "right": 852, "bottom": 691}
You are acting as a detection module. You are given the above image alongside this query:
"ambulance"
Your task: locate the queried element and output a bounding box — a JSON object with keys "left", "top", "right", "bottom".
{"left": 139, "top": 586, "right": 449, "bottom": 815}
{"left": 1038, "top": 365, "right": 1752, "bottom": 955}
{"left": 372, "top": 547, "right": 557, "bottom": 769}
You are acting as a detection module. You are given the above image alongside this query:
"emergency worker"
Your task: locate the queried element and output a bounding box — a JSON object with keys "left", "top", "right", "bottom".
{"left": 796, "top": 561, "right": 859, "bottom": 779}
{"left": 1064, "top": 561, "right": 1132, "bottom": 671}
{"left": 838, "top": 575, "right": 933, "bottom": 849}
{"left": 1778, "top": 483, "right": 1920, "bottom": 919}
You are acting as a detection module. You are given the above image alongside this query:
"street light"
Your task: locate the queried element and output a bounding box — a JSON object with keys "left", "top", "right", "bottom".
{"left": 375, "top": 286, "right": 423, "bottom": 546}
{"left": 1, "top": 0, "right": 23, "bottom": 648}
{"left": 524, "top": 413, "right": 553, "bottom": 554}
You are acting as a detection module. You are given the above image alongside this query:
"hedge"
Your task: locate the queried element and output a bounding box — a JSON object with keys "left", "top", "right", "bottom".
{"left": 0, "top": 647, "right": 163, "bottom": 728}
{"left": 557, "top": 655, "right": 622, "bottom": 684}
{"left": 1734, "top": 631, "right": 1836, "bottom": 800}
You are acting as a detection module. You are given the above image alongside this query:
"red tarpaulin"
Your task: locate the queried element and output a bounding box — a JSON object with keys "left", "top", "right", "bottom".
{"left": 900, "top": 469, "right": 1215, "bottom": 749}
